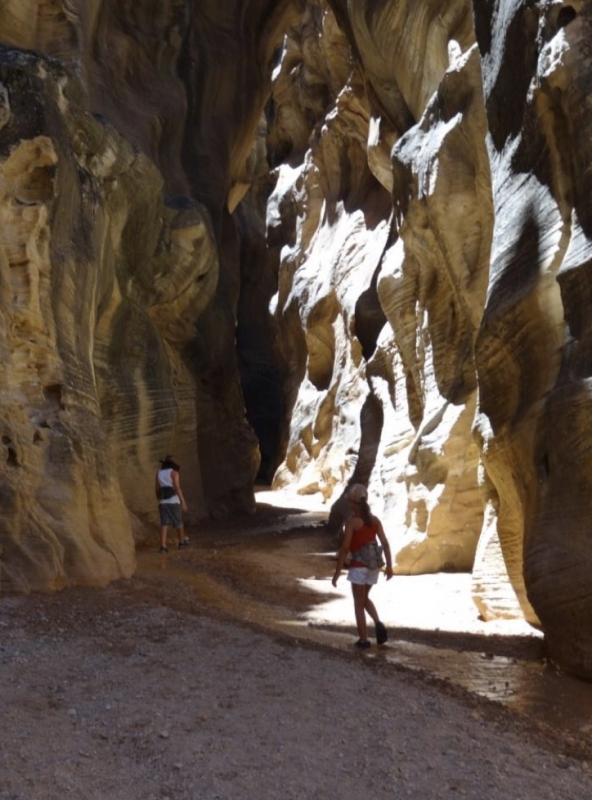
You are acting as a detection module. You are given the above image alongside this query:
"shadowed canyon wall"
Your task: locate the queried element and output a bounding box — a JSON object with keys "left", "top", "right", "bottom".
{"left": 1, "top": 0, "right": 592, "bottom": 677}
{"left": 0, "top": 0, "right": 300, "bottom": 591}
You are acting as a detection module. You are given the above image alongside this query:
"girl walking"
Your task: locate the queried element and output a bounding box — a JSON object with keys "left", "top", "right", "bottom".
{"left": 155, "top": 455, "right": 188, "bottom": 553}
{"left": 332, "top": 484, "right": 393, "bottom": 648}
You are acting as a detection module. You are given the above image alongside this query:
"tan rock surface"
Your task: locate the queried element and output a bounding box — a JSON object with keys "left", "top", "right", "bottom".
{"left": 471, "top": 1, "right": 592, "bottom": 674}
{"left": 0, "top": 50, "right": 220, "bottom": 591}
{"left": 265, "top": 2, "right": 592, "bottom": 676}
{"left": 269, "top": 2, "right": 490, "bottom": 581}
{"left": 0, "top": 1, "right": 299, "bottom": 591}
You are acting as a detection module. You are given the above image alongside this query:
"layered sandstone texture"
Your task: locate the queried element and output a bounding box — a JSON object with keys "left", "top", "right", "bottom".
{"left": 472, "top": 1, "right": 592, "bottom": 678}
{"left": 269, "top": 1, "right": 491, "bottom": 580}
{"left": 0, "top": 0, "right": 298, "bottom": 591}
{"left": 266, "top": 1, "right": 592, "bottom": 677}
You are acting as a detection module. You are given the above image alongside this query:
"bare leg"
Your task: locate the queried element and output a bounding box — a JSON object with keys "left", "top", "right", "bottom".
{"left": 352, "top": 583, "right": 368, "bottom": 642}
{"left": 176, "top": 525, "right": 186, "bottom": 544}
{"left": 365, "top": 585, "right": 388, "bottom": 643}
{"left": 160, "top": 525, "right": 168, "bottom": 549}
{"left": 364, "top": 586, "right": 380, "bottom": 624}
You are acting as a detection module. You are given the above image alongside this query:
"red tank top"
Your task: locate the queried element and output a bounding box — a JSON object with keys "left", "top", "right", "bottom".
{"left": 350, "top": 518, "right": 379, "bottom": 567}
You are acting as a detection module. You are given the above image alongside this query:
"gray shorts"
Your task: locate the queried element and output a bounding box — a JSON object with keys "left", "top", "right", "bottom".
{"left": 159, "top": 502, "right": 183, "bottom": 528}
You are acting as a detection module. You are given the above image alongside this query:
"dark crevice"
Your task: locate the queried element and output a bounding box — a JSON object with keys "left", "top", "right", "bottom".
{"left": 235, "top": 199, "right": 285, "bottom": 485}
{"left": 43, "top": 384, "right": 63, "bottom": 407}
{"left": 485, "top": 6, "right": 540, "bottom": 151}
{"left": 557, "top": 7, "right": 577, "bottom": 29}
{"left": 472, "top": 0, "right": 495, "bottom": 56}
{"left": 355, "top": 270, "right": 387, "bottom": 360}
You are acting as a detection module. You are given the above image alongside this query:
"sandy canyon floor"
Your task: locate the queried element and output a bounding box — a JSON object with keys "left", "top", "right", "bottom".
{"left": 1, "top": 492, "right": 592, "bottom": 799}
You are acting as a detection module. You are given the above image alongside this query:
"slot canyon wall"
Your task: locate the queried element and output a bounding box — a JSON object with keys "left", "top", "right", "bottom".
{"left": 0, "top": 0, "right": 301, "bottom": 592}
{"left": 1, "top": 0, "right": 592, "bottom": 677}
{"left": 267, "top": 0, "right": 592, "bottom": 676}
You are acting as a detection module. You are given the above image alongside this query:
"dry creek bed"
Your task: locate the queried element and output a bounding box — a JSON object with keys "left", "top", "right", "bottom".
{"left": 1, "top": 509, "right": 592, "bottom": 800}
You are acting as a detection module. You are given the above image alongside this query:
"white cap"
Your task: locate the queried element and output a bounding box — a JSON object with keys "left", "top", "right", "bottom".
{"left": 347, "top": 483, "right": 368, "bottom": 502}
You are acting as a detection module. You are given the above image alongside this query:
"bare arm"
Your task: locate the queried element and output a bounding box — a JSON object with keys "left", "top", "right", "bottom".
{"left": 172, "top": 470, "right": 188, "bottom": 512}
{"left": 155, "top": 475, "right": 161, "bottom": 501}
{"left": 332, "top": 520, "right": 354, "bottom": 587}
{"left": 374, "top": 516, "right": 393, "bottom": 580}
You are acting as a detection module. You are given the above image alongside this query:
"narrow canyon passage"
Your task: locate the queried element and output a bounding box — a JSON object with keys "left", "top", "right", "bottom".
{"left": 2, "top": 0, "right": 592, "bottom": 681}
{"left": 135, "top": 491, "right": 592, "bottom": 747}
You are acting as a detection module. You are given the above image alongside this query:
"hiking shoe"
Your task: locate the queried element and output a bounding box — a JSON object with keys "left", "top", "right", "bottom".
{"left": 375, "top": 621, "right": 388, "bottom": 645}
{"left": 159, "top": 546, "right": 169, "bottom": 554}
{"left": 178, "top": 539, "right": 189, "bottom": 549}
{"left": 354, "top": 640, "right": 371, "bottom": 650}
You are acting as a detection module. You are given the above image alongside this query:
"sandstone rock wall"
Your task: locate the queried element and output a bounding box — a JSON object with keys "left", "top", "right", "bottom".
{"left": 266, "top": 0, "right": 592, "bottom": 676}
{"left": 0, "top": 49, "right": 213, "bottom": 591}
{"left": 0, "top": 0, "right": 299, "bottom": 591}
{"left": 269, "top": 0, "right": 492, "bottom": 581}
{"left": 472, "top": 1, "right": 592, "bottom": 676}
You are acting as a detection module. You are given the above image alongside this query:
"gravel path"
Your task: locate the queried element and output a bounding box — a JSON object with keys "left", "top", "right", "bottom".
{"left": 1, "top": 583, "right": 591, "bottom": 800}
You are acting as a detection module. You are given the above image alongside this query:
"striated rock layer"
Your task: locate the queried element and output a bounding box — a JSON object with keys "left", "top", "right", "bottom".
{"left": 0, "top": 49, "right": 214, "bottom": 590}
{"left": 471, "top": 1, "right": 592, "bottom": 677}
{"left": 0, "top": 0, "right": 299, "bottom": 591}
{"left": 265, "top": 1, "right": 592, "bottom": 677}
{"left": 269, "top": 0, "right": 492, "bottom": 581}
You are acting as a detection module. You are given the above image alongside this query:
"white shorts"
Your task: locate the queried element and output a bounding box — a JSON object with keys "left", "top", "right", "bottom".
{"left": 347, "top": 567, "right": 380, "bottom": 585}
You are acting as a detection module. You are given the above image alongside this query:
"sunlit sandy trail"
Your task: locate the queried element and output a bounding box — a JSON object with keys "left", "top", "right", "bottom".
{"left": 137, "top": 488, "right": 592, "bottom": 738}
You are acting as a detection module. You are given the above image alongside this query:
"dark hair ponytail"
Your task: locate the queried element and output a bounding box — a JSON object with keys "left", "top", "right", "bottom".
{"left": 359, "top": 497, "right": 372, "bottom": 525}
{"left": 160, "top": 455, "right": 180, "bottom": 471}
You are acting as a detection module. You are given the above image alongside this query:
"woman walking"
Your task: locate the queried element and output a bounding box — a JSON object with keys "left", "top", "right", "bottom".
{"left": 332, "top": 483, "right": 393, "bottom": 649}
{"left": 155, "top": 455, "right": 188, "bottom": 553}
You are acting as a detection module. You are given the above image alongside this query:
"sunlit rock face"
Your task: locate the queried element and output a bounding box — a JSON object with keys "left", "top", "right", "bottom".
{"left": 268, "top": 0, "right": 592, "bottom": 676}
{"left": 270, "top": 0, "right": 492, "bottom": 577}
{"left": 0, "top": 0, "right": 298, "bottom": 591}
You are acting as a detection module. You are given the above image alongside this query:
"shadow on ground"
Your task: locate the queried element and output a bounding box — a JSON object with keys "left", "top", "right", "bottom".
{"left": 136, "top": 495, "right": 592, "bottom": 743}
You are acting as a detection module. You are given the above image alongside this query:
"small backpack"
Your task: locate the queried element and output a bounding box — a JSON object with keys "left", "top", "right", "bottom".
{"left": 350, "top": 541, "right": 385, "bottom": 570}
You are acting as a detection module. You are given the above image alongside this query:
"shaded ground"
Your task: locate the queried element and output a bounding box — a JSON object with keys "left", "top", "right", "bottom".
{"left": 135, "top": 495, "right": 592, "bottom": 741}
{"left": 2, "top": 496, "right": 592, "bottom": 799}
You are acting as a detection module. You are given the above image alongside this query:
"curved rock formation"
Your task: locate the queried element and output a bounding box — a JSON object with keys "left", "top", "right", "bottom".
{"left": 269, "top": 1, "right": 491, "bottom": 579}
{"left": 0, "top": 48, "right": 217, "bottom": 590}
{"left": 0, "top": 0, "right": 299, "bottom": 591}
{"left": 267, "top": 1, "right": 592, "bottom": 676}
{"left": 472, "top": 1, "right": 592, "bottom": 676}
